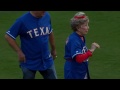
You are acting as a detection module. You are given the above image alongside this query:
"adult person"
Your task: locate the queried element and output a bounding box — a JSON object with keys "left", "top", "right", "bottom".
{"left": 5, "top": 11, "right": 57, "bottom": 79}
{"left": 64, "top": 12, "right": 100, "bottom": 79}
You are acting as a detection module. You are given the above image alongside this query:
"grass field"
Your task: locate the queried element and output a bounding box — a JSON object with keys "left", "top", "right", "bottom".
{"left": 1, "top": 11, "right": 120, "bottom": 79}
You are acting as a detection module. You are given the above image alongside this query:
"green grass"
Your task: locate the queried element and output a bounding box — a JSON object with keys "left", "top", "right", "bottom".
{"left": 1, "top": 11, "right": 120, "bottom": 79}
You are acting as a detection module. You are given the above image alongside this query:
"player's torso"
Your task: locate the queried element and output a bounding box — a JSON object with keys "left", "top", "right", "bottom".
{"left": 64, "top": 32, "right": 88, "bottom": 60}
{"left": 20, "top": 12, "right": 52, "bottom": 39}
{"left": 18, "top": 12, "right": 51, "bottom": 56}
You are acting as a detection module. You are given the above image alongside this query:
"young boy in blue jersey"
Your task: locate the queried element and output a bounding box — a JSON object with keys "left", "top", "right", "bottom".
{"left": 5, "top": 11, "right": 57, "bottom": 79}
{"left": 64, "top": 12, "right": 100, "bottom": 79}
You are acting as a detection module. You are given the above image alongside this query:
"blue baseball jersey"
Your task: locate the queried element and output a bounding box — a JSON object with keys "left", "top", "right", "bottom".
{"left": 6, "top": 11, "right": 54, "bottom": 71}
{"left": 64, "top": 32, "right": 89, "bottom": 79}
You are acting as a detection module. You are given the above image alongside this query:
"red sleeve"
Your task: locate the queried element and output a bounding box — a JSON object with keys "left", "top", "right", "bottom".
{"left": 75, "top": 50, "right": 92, "bottom": 63}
